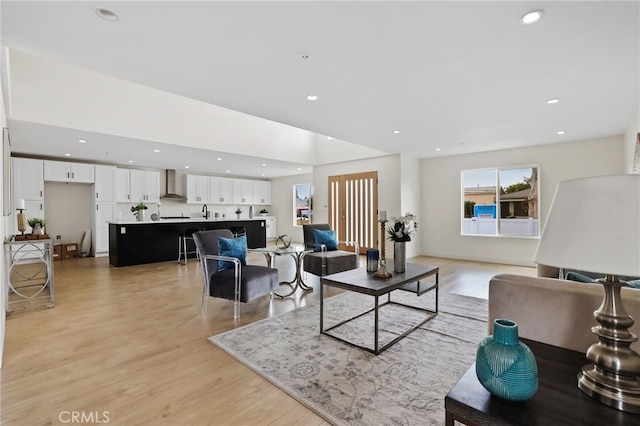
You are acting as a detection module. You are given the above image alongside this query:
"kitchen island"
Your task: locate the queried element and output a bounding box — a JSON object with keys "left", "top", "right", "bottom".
{"left": 108, "top": 218, "right": 267, "bottom": 267}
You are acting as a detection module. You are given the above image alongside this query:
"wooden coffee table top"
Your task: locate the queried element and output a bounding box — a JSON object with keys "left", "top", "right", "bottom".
{"left": 320, "top": 263, "right": 439, "bottom": 296}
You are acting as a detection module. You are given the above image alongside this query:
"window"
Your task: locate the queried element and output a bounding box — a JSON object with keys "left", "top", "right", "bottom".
{"left": 293, "top": 184, "right": 313, "bottom": 227}
{"left": 462, "top": 166, "right": 539, "bottom": 237}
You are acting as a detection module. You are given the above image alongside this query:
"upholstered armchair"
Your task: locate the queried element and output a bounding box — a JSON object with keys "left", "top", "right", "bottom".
{"left": 302, "top": 224, "right": 359, "bottom": 277}
{"left": 193, "top": 229, "right": 278, "bottom": 319}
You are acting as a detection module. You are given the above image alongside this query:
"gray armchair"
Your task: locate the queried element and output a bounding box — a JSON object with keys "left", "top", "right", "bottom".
{"left": 193, "top": 229, "right": 278, "bottom": 319}
{"left": 302, "top": 224, "right": 359, "bottom": 277}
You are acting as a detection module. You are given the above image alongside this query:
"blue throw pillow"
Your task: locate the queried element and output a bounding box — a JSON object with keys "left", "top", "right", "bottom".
{"left": 564, "top": 271, "right": 597, "bottom": 283}
{"left": 313, "top": 229, "right": 338, "bottom": 251}
{"left": 628, "top": 279, "right": 640, "bottom": 289}
{"left": 217, "top": 235, "right": 247, "bottom": 272}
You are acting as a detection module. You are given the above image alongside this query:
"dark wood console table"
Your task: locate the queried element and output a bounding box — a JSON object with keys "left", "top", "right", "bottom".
{"left": 445, "top": 339, "right": 638, "bottom": 425}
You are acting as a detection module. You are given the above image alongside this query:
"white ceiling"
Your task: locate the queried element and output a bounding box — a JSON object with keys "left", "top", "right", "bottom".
{"left": 1, "top": 1, "right": 638, "bottom": 177}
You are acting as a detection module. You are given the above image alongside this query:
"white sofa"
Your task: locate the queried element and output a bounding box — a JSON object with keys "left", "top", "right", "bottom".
{"left": 488, "top": 273, "right": 640, "bottom": 353}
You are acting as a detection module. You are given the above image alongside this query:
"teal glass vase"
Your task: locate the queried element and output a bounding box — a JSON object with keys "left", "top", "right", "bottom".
{"left": 475, "top": 319, "right": 538, "bottom": 401}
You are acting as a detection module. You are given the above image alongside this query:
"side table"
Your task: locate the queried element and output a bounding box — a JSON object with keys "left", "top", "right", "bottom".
{"left": 4, "top": 236, "right": 55, "bottom": 313}
{"left": 445, "top": 338, "right": 637, "bottom": 425}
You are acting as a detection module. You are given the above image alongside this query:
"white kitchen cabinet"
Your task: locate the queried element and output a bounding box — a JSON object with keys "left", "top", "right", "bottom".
{"left": 94, "top": 201, "right": 116, "bottom": 254}
{"left": 253, "top": 180, "right": 272, "bottom": 205}
{"left": 94, "top": 165, "right": 117, "bottom": 202}
{"left": 12, "top": 157, "right": 44, "bottom": 201}
{"left": 116, "top": 168, "right": 131, "bottom": 202}
{"left": 210, "top": 176, "right": 233, "bottom": 204}
{"left": 233, "top": 179, "right": 254, "bottom": 204}
{"left": 12, "top": 158, "right": 45, "bottom": 237}
{"left": 186, "top": 174, "right": 210, "bottom": 204}
{"left": 44, "top": 160, "right": 94, "bottom": 183}
{"left": 130, "top": 169, "right": 160, "bottom": 203}
{"left": 265, "top": 216, "right": 277, "bottom": 240}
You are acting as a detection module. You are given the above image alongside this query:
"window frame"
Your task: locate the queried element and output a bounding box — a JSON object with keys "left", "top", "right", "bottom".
{"left": 460, "top": 164, "right": 540, "bottom": 239}
{"left": 292, "top": 183, "right": 313, "bottom": 227}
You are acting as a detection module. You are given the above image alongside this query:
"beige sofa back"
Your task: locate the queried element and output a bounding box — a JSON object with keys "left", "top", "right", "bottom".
{"left": 489, "top": 274, "right": 640, "bottom": 353}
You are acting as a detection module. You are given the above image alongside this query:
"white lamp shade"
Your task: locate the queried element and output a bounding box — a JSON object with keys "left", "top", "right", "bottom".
{"left": 533, "top": 175, "right": 640, "bottom": 277}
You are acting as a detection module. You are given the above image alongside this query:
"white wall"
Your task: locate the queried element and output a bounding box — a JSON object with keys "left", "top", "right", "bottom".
{"left": 0, "top": 68, "right": 6, "bottom": 367}
{"left": 8, "top": 49, "right": 316, "bottom": 165}
{"left": 420, "top": 136, "right": 625, "bottom": 266}
{"left": 43, "top": 182, "right": 92, "bottom": 244}
{"left": 624, "top": 109, "right": 640, "bottom": 173}
{"left": 314, "top": 135, "right": 389, "bottom": 165}
{"left": 270, "top": 173, "right": 313, "bottom": 244}
{"left": 399, "top": 154, "right": 421, "bottom": 259}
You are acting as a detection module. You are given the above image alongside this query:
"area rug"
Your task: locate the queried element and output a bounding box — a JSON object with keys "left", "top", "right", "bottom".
{"left": 209, "top": 290, "right": 488, "bottom": 426}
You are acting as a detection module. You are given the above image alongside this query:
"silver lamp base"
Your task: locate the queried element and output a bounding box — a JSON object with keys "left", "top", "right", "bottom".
{"left": 578, "top": 365, "right": 640, "bottom": 413}
{"left": 577, "top": 275, "right": 640, "bottom": 413}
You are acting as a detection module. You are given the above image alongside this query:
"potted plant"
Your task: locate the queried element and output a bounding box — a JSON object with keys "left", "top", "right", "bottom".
{"left": 235, "top": 207, "right": 242, "bottom": 219}
{"left": 131, "top": 202, "right": 148, "bottom": 221}
{"left": 259, "top": 208, "right": 269, "bottom": 217}
{"left": 28, "top": 217, "right": 46, "bottom": 235}
{"left": 386, "top": 212, "right": 418, "bottom": 273}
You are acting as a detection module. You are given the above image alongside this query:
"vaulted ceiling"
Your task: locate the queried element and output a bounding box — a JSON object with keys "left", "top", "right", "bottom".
{"left": 1, "top": 1, "right": 638, "bottom": 177}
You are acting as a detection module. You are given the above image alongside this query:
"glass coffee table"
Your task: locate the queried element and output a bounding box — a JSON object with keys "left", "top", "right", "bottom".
{"left": 320, "top": 263, "right": 439, "bottom": 354}
{"left": 251, "top": 246, "right": 314, "bottom": 298}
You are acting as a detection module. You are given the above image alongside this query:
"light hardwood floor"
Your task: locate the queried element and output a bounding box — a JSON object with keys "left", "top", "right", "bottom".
{"left": 1, "top": 253, "right": 535, "bottom": 425}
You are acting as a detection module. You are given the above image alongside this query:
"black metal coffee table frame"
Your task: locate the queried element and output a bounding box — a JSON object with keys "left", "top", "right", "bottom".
{"left": 320, "top": 263, "right": 439, "bottom": 355}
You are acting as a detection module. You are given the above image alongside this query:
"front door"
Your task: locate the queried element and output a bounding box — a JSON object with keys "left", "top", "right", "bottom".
{"left": 328, "top": 171, "right": 378, "bottom": 254}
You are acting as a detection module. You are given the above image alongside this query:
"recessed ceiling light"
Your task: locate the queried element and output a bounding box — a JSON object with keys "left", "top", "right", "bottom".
{"left": 261, "top": 173, "right": 265, "bottom": 176}
{"left": 521, "top": 10, "right": 544, "bottom": 25}
{"left": 546, "top": 98, "right": 559, "bottom": 104}
{"left": 327, "top": 136, "right": 334, "bottom": 140}
{"left": 153, "top": 149, "right": 160, "bottom": 153}
{"left": 64, "top": 153, "right": 71, "bottom": 157}
{"left": 261, "top": 163, "right": 267, "bottom": 167}
{"left": 297, "top": 168, "right": 302, "bottom": 171}
{"left": 128, "top": 160, "right": 133, "bottom": 163}
{"left": 95, "top": 8, "right": 119, "bottom": 22}
{"left": 435, "top": 148, "right": 441, "bottom": 151}
{"left": 306, "top": 94, "right": 318, "bottom": 101}
{"left": 226, "top": 170, "right": 231, "bottom": 173}
{"left": 78, "top": 139, "right": 86, "bottom": 144}
{"left": 217, "top": 157, "right": 222, "bottom": 161}
{"left": 557, "top": 130, "right": 566, "bottom": 135}
{"left": 184, "top": 166, "right": 190, "bottom": 169}
{"left": 392, "top": 130, "right": 400, "bottom": 134}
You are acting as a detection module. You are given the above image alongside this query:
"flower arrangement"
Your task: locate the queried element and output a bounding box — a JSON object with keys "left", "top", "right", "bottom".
{"left": 387, "top": 212, "right": 418, "bottom": 242}
{"left": 130, "top": 202, "right": 148, "bottom": 212}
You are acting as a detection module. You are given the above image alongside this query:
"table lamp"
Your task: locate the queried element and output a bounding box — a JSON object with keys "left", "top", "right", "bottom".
{"left": 533, "top": 175, "right": 640, "bottom": 413}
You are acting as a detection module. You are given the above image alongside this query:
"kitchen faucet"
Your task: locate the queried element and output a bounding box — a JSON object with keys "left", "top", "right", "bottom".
{"left": 202, "top": 204, "right": 208, "bottom": 218}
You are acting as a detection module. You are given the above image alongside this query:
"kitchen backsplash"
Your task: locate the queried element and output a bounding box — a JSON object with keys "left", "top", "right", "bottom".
{"left": 116, "top": 201, "right": 271, "bottom": 221}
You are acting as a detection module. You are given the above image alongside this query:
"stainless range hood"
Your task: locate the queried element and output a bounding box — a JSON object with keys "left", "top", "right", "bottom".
{"left": 160, "top": 169, "right": 186, "bottom": 201}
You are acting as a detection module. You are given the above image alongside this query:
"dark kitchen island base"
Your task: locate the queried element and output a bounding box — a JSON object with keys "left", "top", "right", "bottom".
{"left": 109, "top": 220, "right": 267, "bottom": 267}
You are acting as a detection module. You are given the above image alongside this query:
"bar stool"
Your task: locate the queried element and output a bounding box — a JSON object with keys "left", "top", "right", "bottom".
{"left": 178, "top": 228, "right": 203, "bottom": 265}
{"left": 229, "top": 226, "right": 246, "bottom": 238}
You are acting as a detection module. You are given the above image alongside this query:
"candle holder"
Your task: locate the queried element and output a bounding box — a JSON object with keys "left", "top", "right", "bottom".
{"left": 375, "top": 219, "right": 392, "bottom": 278}
{"left": 16, "top": 208, "right": 26, "bottom": 235}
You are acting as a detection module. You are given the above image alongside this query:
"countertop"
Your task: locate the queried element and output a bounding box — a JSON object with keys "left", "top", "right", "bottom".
{"left": 109, "top": 216, "right": 273, "bottom": 225}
